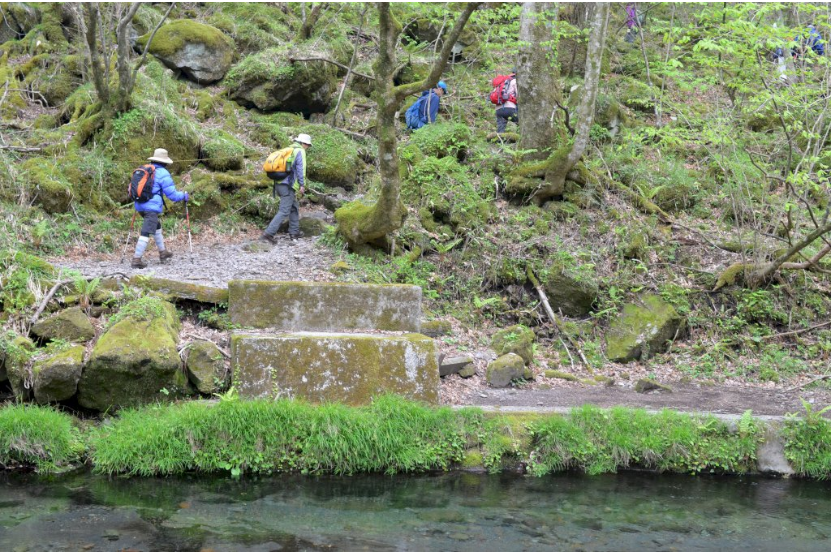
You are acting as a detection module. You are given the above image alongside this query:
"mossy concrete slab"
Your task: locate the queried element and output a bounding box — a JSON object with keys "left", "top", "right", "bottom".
{"left": 229, "top": 281, "right": 422, "bottom": 332}
{"left": 231, "top": 332, "right": 439, "bottom": 405}
{"left": 129, "top": 276, "right": 229, "bottom": 305}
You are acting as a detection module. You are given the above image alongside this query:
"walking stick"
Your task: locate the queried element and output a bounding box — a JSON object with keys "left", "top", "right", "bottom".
{"left": 119, "top": 211, "right": 137, "bottom": 264}
{"left": 185, "top": 200, "right": 192, "bottom": 253}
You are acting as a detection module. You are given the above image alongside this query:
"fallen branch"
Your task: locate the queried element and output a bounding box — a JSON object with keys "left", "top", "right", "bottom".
{"left": 0, "top": 145, "right": 42, "bottom": 152}
{"left": 29, "top": 279, "right": 73, "bottom": 326}
{"left": 526, "top": 265, "right": 591, "bottom": 371}
{"left": 785, "top": 374, "right": 830, "bottom": 392}
{"left": 289, "top": 57, "right": 374, "bottom": 81}
{"left": 761, "top": 321, "right": 831, "bottom": 340}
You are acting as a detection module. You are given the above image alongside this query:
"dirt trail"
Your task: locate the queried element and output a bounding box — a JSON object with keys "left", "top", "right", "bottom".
{"left": 51, "top": 234, "right": 830, "bottom": 417}
{"left": 52, "top": 233, "right": 339, "bottom": 288}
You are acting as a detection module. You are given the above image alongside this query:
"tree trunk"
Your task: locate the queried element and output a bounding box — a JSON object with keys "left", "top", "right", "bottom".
{"left": 335, "top": 2, "right": 481, "bottom": 249}
{"left": 84, "top": 4, "right": 109, "bottom": 106}
{"left": 517, "top": 2, "right": 561, "bottom": 160}
{"left": 114, "top": 3, "right": 141, "bottom": 113}
{"left": 299, "top": 3, "right": 325, "bottom": 41}
{"left": 536, "top": 2, "right": 609, "bottom": 203}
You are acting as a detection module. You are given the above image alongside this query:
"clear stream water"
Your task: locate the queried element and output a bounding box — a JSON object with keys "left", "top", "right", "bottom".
{"left": 0, "top": 471, "right": 828, "bottom": 552}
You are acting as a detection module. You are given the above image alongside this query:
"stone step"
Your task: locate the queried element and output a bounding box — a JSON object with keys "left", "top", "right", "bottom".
{"left": 228, "top": 281, "right": 422, "bottom": 332}
{"left": 231, "top": 332, "right": 438, "bottom": 405}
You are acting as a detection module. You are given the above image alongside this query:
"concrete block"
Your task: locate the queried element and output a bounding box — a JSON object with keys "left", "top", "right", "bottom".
{"left": 228, "top": 281, "right": 422, "bottom": 332}
{"left": 231, "top": 331, "right": 438, "bottom": 404}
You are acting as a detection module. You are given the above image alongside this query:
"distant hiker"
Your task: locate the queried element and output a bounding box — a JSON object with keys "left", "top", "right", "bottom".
{"left": 405, "top": 81, "right": 447, "bottom": 130}
{"left": 260, "top": 133, "right": 312, "bottom": 244}
{"left": 793, "top": 24, "right": 826, "bottom": 59}
{"left": 490, "top": 69, "right": 517, "bottom": 134}
{"left": 625, "top": 3, "right": 638, "bottom": 43}
{"left": 129, "top": 148, "right": 189, "bottom": 269}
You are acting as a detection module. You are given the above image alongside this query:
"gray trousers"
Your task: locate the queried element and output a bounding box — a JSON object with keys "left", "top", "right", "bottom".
{"left": 264, "top": 184, "right": 300, "bottom": 236}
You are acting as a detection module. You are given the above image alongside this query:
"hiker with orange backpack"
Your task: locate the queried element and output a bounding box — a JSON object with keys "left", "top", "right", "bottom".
{"left": 129, "top": 148, "right": 189, "bottom": 269}
{"left": 260, "top": 133, "right": 312, "bottom": 245}
{"left": 491, "top": 69, "right": 518, "bottom": 134}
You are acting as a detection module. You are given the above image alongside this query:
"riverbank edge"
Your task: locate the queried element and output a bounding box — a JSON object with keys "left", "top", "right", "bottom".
{"left": 1, "top": 397, "right": 828, "bottom": 479}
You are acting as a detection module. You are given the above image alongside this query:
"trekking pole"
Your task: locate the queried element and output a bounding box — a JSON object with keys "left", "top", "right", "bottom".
{"left": 185, "top": 200, "right": 192, "bottom": 253}
{"left": 119, "top": 211, "right": 137, "bottom": 264}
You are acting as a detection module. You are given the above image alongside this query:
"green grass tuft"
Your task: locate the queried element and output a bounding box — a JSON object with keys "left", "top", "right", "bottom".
{"left": 0, "top": 404, "right": 84, "bottom": 472}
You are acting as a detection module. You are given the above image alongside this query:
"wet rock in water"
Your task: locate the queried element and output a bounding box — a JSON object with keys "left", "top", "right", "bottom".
{"left": 491, "top": 325, "right": 535, "bottom": 365}
{"left": 440, "top": 355, "right": 474, "bottom": 377}
{"left": 186, "top": 340, "right": 227, "bottom": 394}
{"left": 135, "top": 20, "right": 234, "bottom": 83}
{"left": 605, "top": 294, "right": 684, "bottom": 363}
{"left": 486, "top": 353, "right": 525, "bottom": 388}
{"left": 31, "top": 307, "right": 95, "bottom": 343}
{"left": 634, "top": 379, "right": 672, "bottom": 393}
{"left": 77, "top": 299, "right": 188, "bottom": 411}
{"left": 32, "top": 345, "right": 85, "bottom": 404}
{"left": 756, "top": 432, "right": 795, "bottom": 476}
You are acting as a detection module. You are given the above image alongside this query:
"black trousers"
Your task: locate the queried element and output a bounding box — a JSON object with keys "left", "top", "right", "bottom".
{"left": 496, "top": 107, "right": 518, "bottom": 133}
{"left": 139, "top": 212, "right": 162, "bottom": 237}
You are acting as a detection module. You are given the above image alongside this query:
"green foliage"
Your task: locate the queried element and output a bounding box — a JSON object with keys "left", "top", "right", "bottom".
{"left": 0, "top": 404, "right": 84, "bottom": 472}
{"left": 528, "top": 405, "right": 761, "bottom": 476}
{"left": 0, "top": 251, "right": 55, "bottom": 313}
{"left": 409, "top": 122, "right": 471, "bottom": 159}
{"left": 105, "top": 296, "right": 169, "bottom": 329}
{"left": 782, "top": 400, "right": 831, "bottom": 479}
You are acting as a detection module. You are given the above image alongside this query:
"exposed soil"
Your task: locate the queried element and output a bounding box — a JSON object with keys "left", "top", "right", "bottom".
{"left": 52, "top": 234, "right": 831, "bottom": 418}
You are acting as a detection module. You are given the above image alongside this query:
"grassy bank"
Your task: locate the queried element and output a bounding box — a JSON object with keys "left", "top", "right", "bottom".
{"left": 0, "top": 396, "right": 828, "bottom": 479}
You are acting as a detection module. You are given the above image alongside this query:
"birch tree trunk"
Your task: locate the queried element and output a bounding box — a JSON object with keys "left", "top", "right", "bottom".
{"left": 517, "top": 2, "right": 561, "bottom": 160}
{"left": 335, "top": 2, "right": 481, "bottom": 250}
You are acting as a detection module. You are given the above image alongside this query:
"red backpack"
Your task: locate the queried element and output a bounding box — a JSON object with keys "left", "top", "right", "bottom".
{"left": 489, "top": 75, "right": 517, "bottom": 106}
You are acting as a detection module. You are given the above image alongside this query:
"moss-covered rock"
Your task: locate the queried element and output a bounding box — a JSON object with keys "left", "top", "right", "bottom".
{"left": 605, "top": 294, "right": 684, "bottom": 363}
{"left": 136, "top": 19, "right": 235, "bottom": 83}
{"left": 409, "top": 122, "right": 471, "bottom": 160}
{"left": 0, "top": 3, "right": 39, "bottom": 45}
{"left": 225, "top": 47, "right": 337, "bottom": 116}
{"left": 486, "top": 353, "right": 525, "bottom": 388}
{"left": 128, "top": 276, "right": 229, "bottom": 304}
{"left": 32, "top": 345, "right": 84, "bottom": 404}
{"left": 4, "top": 336, "right": 35, "bottom": 399}
{"left": 186, "top": 340, "right": 226, "bottom": 394}
{"left": 543, "top": 267, "right": 598, "bottom": 317}
{"left": 231, "top": 332, "right": 439, "bottom": 405}
{"left": 30, "top": 307, "right": 95, "bottom": 343}
{"left": 21, "top": 157, "right": 73, "bottom": 213}
{"left": 294, "top": 124, "right": 360, "bottom": 187}
{"left": 491, "top": 325, "right": 535, "bottom": 365}
{"left": 200, "top": 129, "right": 245, "bottom": 171}
{"left": 77, "top": 298, "right": 186, "bottom": 411}
{"left": 420, "top": 319, "right": 453, "bottom": 337}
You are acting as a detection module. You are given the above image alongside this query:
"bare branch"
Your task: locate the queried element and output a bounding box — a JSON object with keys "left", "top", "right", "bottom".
{"left": 289, "top": 57, "right": 374, "bottom": 81}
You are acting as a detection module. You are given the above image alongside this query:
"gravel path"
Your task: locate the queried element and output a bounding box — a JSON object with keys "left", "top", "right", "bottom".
{"left": 53, "top": 235, "right": 339, "bottom": 288}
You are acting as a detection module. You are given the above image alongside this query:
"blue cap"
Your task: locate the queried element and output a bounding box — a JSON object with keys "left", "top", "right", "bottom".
{"left": 437, "top": 81, "right": 448, "bottom": 92}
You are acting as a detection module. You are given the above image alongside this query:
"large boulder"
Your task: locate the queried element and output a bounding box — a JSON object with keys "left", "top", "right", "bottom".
{"left": 543, "top": 267, "right": 598, "bottom": 317}
{"left": 486, "top": 353, "right": 525, "bottom": 388}
{"left": 186, "top": 340, "right": 226, "bottom": 394}
{"left": 605, "top": 294, "right": 684, "bottom": 363}
{"left": 77, "top": 298, "right": 187, "bottom": 411}
{"left": 0, "top": 3, "right": 39, "bottom": 44}
{"left": 136, "top": 20, "right": 235, "bottom": 83}
{"left": 32, "top": 345, "right": 85, "bottom": 404}
{"left": 294, "top": 124, "right": 361, "bottom": 188}
{"left": 491, "top": 325, "right": 535, "bottom": 365}
{"left": 30, "top": 307, "right": 95, "bottom": 343}
{"left": 225, "top": 48, "right": 337, "bottom": 116}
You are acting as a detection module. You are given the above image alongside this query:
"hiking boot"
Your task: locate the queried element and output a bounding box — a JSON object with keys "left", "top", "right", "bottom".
{"left": 289, "top": 231, "right": 305, "bottom": 240}
{"left": 260, "top": 233, "right": 278, "bottom": 245}
{"left": 159, "top": 249, "right": 173, "bottom": 262}
{"left": 131, "top": 257, "right": 147, "bottom": 269}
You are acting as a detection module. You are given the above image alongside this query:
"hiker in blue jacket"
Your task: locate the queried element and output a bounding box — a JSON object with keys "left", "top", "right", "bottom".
{"left": 405, "top": 81, "right": 447, "bottom": 130}
{"left": 131, "top": 148, "right": 189, "bottom": 269}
